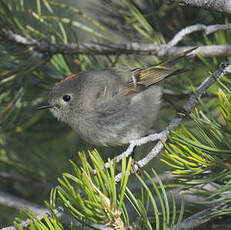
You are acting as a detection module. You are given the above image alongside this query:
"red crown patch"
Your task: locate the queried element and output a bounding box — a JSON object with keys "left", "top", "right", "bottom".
{"left": 60, "top": 74, "right": 78, "bottom": 83}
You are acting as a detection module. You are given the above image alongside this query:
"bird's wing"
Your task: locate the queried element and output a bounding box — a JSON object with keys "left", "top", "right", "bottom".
{"left": 122, "top": 65, "right": 185, "bottom": 96}
{"left": 120, "top": 47, "right": 196, "bottom": 96}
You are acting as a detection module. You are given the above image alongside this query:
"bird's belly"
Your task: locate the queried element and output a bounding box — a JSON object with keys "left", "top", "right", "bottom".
{"left": 73, "top": 115, "right": 155, "bottom": 146}
{"left": 72, "top": 86, "right": 162, "bottom": 146}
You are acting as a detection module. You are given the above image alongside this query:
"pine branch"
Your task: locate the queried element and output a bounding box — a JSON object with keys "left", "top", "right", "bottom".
{"left": 114, "top": 62, "right": 231, "bottom": 182}
{"left": 2, "top": 23, "right": 231, "bottom": 57}
{"left": 0, "top": 191, "right": 105, "bottom": 230}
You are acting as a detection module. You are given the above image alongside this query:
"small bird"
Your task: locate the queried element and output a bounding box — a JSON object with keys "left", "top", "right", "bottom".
{"left": 38, "top": 49, "right": 194, "bottom": 146}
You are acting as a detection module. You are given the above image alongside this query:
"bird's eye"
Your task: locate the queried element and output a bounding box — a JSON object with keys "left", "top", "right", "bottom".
{"left": 63, "top": 94, "right": 71, "bottom": 102}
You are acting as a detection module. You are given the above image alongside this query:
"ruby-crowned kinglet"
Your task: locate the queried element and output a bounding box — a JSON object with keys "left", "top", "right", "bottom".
{"left": 38, "top": 49, "right": 194, "bottom": 146}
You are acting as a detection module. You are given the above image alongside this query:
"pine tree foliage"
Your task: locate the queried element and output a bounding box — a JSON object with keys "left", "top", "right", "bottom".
{"left": 162, "top": 88, "right": 231, "bottom": 177}
{"left": 0, "top": 0, "right": 231, "bottom": 229}
{"left": 14, "top": 151, "right": 185, "bottom": 230}
{"left": 162, "top": 86, "right": 231, "bottom": 184}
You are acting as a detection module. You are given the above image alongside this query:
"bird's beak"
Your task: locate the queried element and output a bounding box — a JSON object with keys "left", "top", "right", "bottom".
{"left": 37, "top": 104, "right": 54, "bottom": 110}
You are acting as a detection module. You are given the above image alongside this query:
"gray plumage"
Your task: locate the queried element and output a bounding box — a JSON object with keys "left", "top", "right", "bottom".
{"left": 39, "top": 48, "right": 194, "bottom": 146}
{"left": 48, "top": 67, "right": 163, "bottom": 146}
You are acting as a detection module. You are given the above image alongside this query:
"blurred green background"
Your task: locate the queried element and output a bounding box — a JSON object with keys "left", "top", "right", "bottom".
{"left": 0, "top": 0, "right": 230, "bottom": 227}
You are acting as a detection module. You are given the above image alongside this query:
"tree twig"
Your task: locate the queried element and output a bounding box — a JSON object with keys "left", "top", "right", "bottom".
{"left": 168, "top": 24, "right": 231, "bottom": 47}
{"left": 0, "top": 191, "right": 72, "bottom": 230}
{"left": 170, "top": 0, "right": 231, "bottom": 15}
